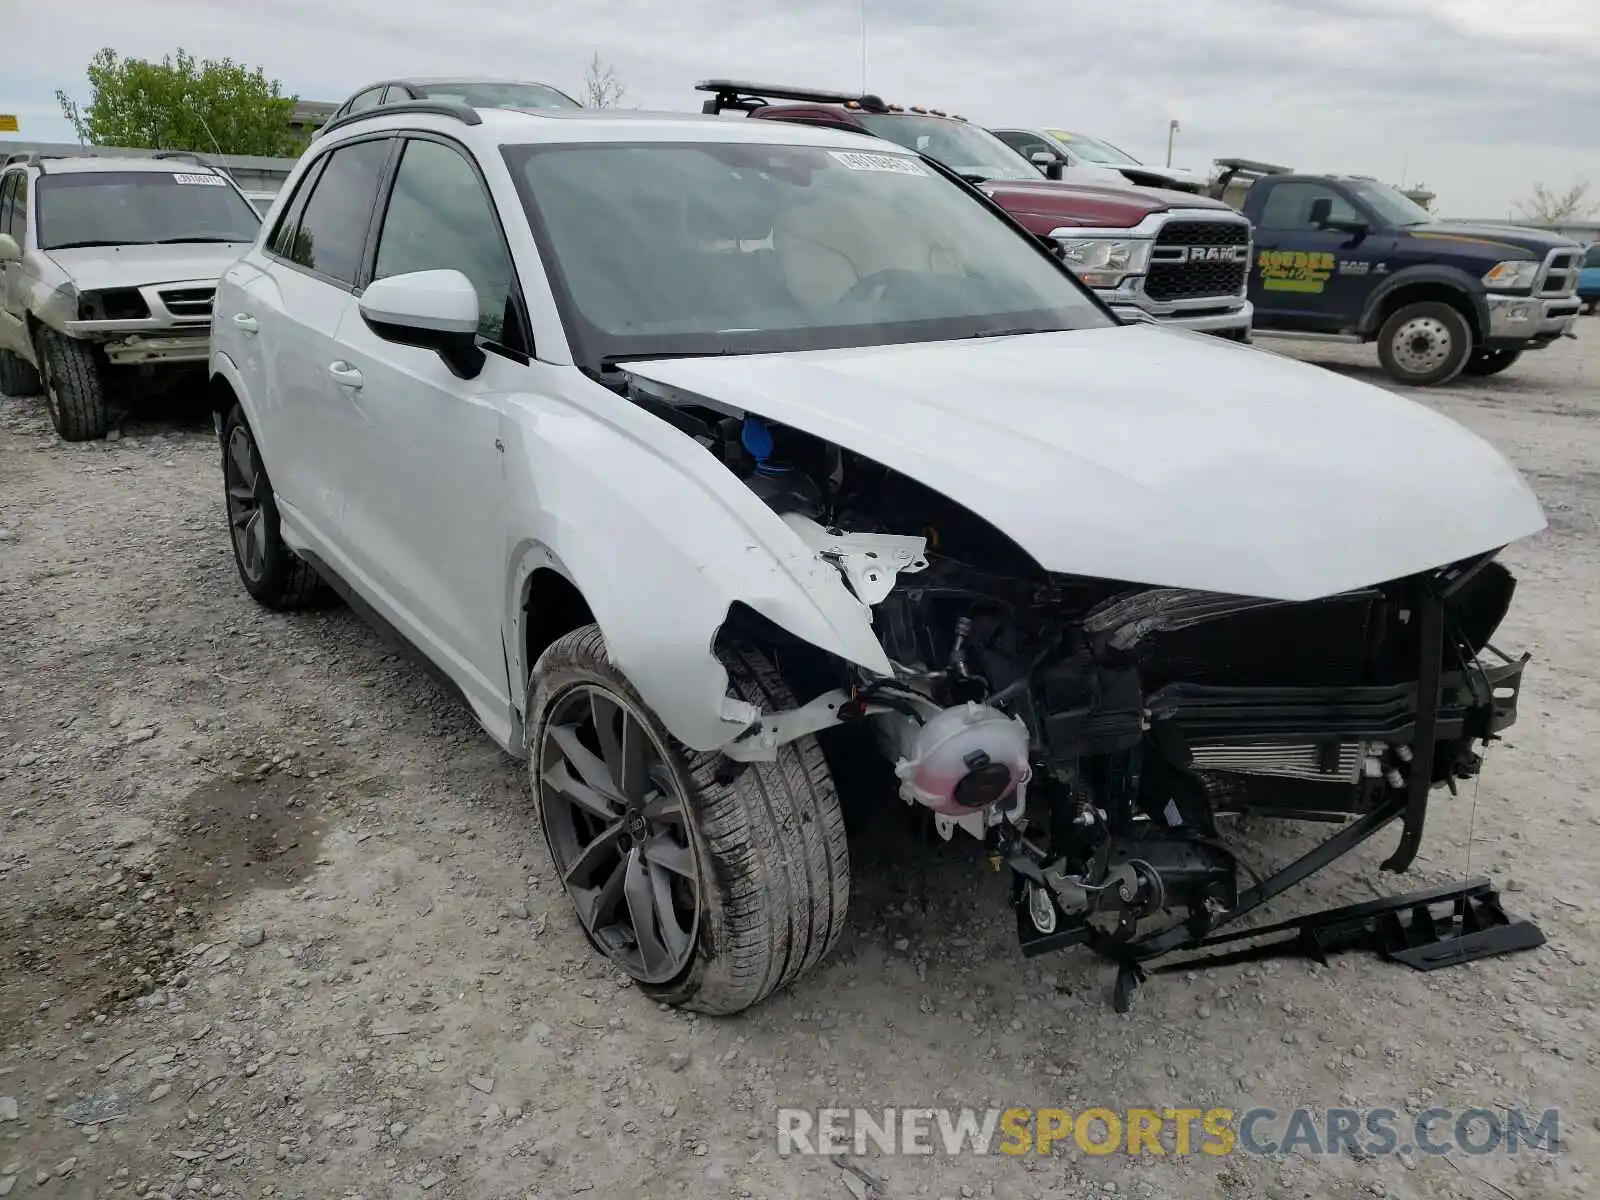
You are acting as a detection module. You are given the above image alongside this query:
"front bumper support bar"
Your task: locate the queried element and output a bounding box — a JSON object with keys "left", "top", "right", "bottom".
{"left": 1111, "top": 877, "right": 1545, "bottom": 1011}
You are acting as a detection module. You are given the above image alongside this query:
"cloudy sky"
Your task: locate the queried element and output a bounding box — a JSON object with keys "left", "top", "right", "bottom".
{"left": 4, "top": 0, "right": 1596, "bottom": 217}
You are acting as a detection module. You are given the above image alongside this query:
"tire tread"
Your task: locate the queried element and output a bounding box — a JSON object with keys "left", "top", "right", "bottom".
{"left": 0, "top": 348, "right": 41, "bottom": 398}
{"left": 530, "top": 626, "right": 849, "bottom": 1015}
{"left": 37, "top": 329, "right": 109, "bottom": 440}
{"left": 222, "top": 404, "right": 327, "bottom": 611}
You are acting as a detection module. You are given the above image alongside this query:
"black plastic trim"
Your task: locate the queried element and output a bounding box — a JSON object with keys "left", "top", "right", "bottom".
{"left": 292, "top": 548, "right": 475, "bottom": 715}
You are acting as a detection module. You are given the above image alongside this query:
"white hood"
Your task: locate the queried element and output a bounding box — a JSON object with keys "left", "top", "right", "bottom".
{"left": 46, "top": 243, "right": 251, "bottom": 292}
{"left": 627, "top": 326, "right": 1546, "bottom": 602}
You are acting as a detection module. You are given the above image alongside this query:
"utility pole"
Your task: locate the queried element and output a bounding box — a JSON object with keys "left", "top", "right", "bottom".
{"left": 860, "top": 0, "right": 868, "bottom": 93}
{"left": 1166, "top": 118, "right": 1180, "bottom": 167}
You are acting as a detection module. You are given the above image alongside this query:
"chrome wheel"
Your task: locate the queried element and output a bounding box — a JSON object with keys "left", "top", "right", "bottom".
{"left": 224, "top": 423, "right": 268, "bottom": 584}
{"left": 537, "top": 684, "right": 700, "bottom": 984}
{"left": 1390, "top": 316, "right": 1454, "bottom": 376}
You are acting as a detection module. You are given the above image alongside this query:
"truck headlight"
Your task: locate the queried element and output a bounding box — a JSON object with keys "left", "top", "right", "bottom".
{"left": 1481, "top": 260, "right": 1539, "bottom": 292}
{"left": 1053, "top": 238, "right": 1152, "bottom": 288}
{"left": 77, "top": 289, "right": 151, "bottom": 321}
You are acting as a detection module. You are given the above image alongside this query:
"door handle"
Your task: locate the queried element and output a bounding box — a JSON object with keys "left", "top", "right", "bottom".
{"left": 232, "top": 313, "right": 258, "bottom": 334}
{"left": 328, "top": 361, "right": 363, "bottom": 390}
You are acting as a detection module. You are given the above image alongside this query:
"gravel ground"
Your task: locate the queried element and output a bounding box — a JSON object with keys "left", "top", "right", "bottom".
{"left": 1, "top": 327, "right": 1596, "bottom": 1200}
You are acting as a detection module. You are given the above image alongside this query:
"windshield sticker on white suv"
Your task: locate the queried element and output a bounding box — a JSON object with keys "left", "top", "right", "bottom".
{"left": 828, "top": 151, "right": 929, "bottom": 177}
{"left": 171, "top": 173, "right": 226, "bottom": 186}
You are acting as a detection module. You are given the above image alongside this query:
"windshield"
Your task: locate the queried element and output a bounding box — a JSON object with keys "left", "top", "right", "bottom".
{"left": 1047, "top": 131, "right": 1140, "bottom": 166}
{"left": 1343, "top": 180, "right": 1434, "bottom": 227}
{"left": 417, "top": 81, "right": 579, "bottom": 109}
{"left": 36, "top": 171, "right": 260, "bottom": 249}
{"left": 1584, "top": 244, "right": 1600, "bottom": 268}
{"left": 504, "top": 140, "right": 1109, "bottom": 366}
{"left": 854, "top": 114, "right": 1040, "bottom": 182}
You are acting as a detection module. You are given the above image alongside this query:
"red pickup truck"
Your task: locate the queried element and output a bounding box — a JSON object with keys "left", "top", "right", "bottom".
{"left": 696, "top": 81, "right": 1254, "bottom": 340}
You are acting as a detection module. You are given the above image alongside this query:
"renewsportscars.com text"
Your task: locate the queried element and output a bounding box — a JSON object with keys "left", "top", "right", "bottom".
{"left": 776, "top": 1106, "right": 1561, "bottom": 1158}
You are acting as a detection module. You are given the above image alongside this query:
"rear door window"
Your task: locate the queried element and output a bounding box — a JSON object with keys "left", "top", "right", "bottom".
{"left": 279, "top": 139, "right": 392, "bottom": 286}
{"left": 347, "top": 88, "right": 387, "bottom": 113}
{"left": 269, "top": 157, "right": 326, "bottom": 258}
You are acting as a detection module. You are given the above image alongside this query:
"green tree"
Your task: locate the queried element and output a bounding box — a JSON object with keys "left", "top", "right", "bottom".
{"left": 56, "top": 47, "right": 303, "bottom": 156}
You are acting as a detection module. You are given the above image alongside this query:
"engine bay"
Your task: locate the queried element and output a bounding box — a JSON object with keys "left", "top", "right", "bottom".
{"left": 627, "top": 375, "right": 1530, "bottom": 962}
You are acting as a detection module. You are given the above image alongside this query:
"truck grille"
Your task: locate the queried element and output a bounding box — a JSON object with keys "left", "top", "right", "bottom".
{"left": 1537, "top": 250, "right": 1579, "bottom": 297}
{"left": 1146, "top": 219, "right": 1252, "bottom": 301}
{"left": 159, "top": 287, "right": 216, "bottom": 319}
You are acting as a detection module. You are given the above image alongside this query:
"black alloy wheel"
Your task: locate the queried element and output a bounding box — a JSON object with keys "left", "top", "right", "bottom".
{"left": 537, "top": 682, "right": 701, "bottom": 984}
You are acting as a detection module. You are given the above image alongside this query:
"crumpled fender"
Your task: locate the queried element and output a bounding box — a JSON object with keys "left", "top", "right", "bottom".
{"left": 499, "top": 387, "right": 892, "bottom": 753}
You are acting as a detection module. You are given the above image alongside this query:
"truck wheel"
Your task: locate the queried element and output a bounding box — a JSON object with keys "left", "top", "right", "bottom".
{"left": 221, "top": 405, "right": 327, "bottom": 610}
{"left": 530, "top": 627, "right": 849, "bottom": 1015}
{"left": 1376, "top": 302, "right": 1471, "bottom": 387}
{"left": 1462, "top": 348, "right": 1522, "bottom": 378}
{"left": 0, "top": 348, "right": 41, "bottom": 398}
{"left": 34, "top": 328, "right": 110, "bottom": 440}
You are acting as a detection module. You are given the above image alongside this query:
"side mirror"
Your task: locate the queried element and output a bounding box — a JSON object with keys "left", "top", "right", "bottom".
{"left": 359, "top": 269, "right": 485, "bottom": 379}
{"left": 1029, "top": 151, "right": 1064, "bottom": 181}
{"left": 0, "top": 233, "right": 20, "bottom": 265}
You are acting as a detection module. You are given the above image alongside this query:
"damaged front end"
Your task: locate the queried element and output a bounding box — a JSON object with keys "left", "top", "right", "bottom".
{"left": 626, "top": 371, "right": 1534, "bottom": 991}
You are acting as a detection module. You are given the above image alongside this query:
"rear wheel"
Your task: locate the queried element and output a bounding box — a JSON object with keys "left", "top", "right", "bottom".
{"left": 1376, "top": 301, "right": 1471, "bottom": 387}
{"left": 0, "top": 348, "right": 41, "bottom": 398}
{"left": 221, "top": 405, "right": 326, "bottom": 609}
{"left": 1462, "top": 348, "right": 1522, "bottom": 378}
{"left": 35, "top": 328, "right": 109, "bottom": 440}
{"left": 530, "top": 627, "right": 849, "bottom": 1014}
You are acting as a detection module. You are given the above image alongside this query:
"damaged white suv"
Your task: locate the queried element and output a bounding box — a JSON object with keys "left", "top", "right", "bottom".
{"left": 0, "top": 152, "right": 260, "bottom": 440}
{"left": 209, "top": 102, "right": 1546, "bottom": 1014}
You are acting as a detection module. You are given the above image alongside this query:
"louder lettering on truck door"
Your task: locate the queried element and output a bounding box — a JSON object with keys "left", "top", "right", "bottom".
{"left": 1258, "top": 249, "right": 1335, "bottom": 293}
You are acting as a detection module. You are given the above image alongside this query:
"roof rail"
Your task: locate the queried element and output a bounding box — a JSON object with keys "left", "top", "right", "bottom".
{"left": 150, "top": 150, "right": 214, "bottom": 166}
{"left": 2, "top": 151, "right": 56, "bottom": 172}
{"left": 317, "top": 99, "right": 483, "bottom": 140}
{"left": 694, "top": 79, "right": 889, "bottom": 116}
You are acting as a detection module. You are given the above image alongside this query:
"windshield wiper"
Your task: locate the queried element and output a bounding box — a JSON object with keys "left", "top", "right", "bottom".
{"left": 598, "top": 349, "right": 740, "bottom": 372}
{"left": 966, "top": 326, "right": 1062, "bottom": 339}
{"left": 152, "top": 236, "right": 250, "bottom": 244}
{"left": 46, "top": 239, "right": 153, "bottom": 250}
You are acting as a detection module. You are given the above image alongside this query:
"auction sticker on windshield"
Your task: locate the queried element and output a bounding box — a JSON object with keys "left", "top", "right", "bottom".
{"left": 172, "top": 173, "right": 227, "bottom": 186}
{"left": 828, "top": 150, "right": 929, "bottom": 176}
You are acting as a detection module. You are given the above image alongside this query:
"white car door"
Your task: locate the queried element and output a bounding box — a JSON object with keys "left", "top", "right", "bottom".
{"left": 238, "top": 136, "right": 394, "bottom": 548}
{"left": 327, "top": 134, "right": 527, "bottom": 722}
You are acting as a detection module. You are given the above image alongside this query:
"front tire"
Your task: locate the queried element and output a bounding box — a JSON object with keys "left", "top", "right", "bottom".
{"left": 1462, "top": 347, "right": 1523, "bottom": 378}
{"left": 530, "top": 626, "right": 849, "bottom": 1014}
{"left": 35, "top": 328, "right": 109, "bottom": 440}
{"left": 1376, "top": 301, "right": 1472, "bottom": 387}
{"left": 221, "top": 405, "right": 326, "bottom": 610}
{"left": 0, "top": 348, "right": 41, "bottom": 398}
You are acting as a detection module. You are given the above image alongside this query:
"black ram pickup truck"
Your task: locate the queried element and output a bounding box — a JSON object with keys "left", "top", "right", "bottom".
{"left": 1217, "top": 161, "right": 1583, "bottom": 386}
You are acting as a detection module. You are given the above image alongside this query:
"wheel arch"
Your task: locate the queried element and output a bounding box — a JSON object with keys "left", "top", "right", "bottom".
{"left": 503, "top": 525, "right": 891, "bottom": 758}
{"left": 1359, "top": 268, "right": 1487, "bottom": 343}
{"left": 207, "top": 352, "right": 265, "bottom": 452}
